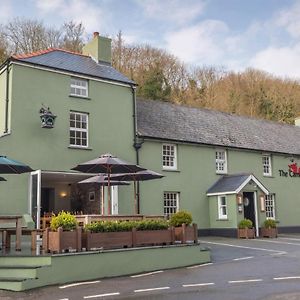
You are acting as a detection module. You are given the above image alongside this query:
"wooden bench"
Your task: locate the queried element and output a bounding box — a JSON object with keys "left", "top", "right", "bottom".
{"left": 2, "top": 228, "right": 44, "bottom": 250}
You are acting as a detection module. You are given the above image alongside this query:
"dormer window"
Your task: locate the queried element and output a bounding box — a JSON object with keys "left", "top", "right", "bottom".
{"left": 70, "top": 77, "right": 88, "bottom": 97}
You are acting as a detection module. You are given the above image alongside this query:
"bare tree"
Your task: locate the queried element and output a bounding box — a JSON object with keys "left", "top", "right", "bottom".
{"left": 60, "top": 21, "right": 85, "bottom": 53}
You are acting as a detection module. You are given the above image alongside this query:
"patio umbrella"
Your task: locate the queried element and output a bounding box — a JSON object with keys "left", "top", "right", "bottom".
{"left": 72, "top": 153, "right": 146, "bottom": 214}
{"left": 0, "top": 176, "right": 6, "bottom": 181}
{"left": 78, "top": 175, "right": 130, "bottom": 214}
{"left": 0, "top": 156, "right": 33, "bottom": 174}
{"left": 110, "top": 170, "right": 164, "bottom": 214}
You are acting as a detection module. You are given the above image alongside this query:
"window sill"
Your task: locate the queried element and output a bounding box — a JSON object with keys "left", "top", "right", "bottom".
{"left": 263, "top": 174, "right": 274, "bottom": 178}
{"left": 216, "top": 218, "right": 228, "bottom": 221}
{"left": 162, "top": 168, "right": 180, "bottom": 173}
{"left": 69, "top": 95, "right": 91, "bottom": 100}
{"left": 68, "top": 146, "right": 93, "bottom": 151}
{"left": 216, "top": 172, "right": 228, "bottom": 175}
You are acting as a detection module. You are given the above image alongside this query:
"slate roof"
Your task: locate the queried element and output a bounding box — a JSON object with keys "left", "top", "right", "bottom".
{"left": 206, "top": 174, "right": 251, "bottom": 195}
{"left": 11, "top": 48, "right": 134, "bottom": 85}
{"left": 206, "top": 173, "right": 269, "bottom": 195}
{"left": 137, "top": 98, "right": 300, "bottom": 155}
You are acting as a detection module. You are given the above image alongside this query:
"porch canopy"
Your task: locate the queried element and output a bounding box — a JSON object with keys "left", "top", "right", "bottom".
{"left": 206, "top": 173, "right": 270, "bottom": 196}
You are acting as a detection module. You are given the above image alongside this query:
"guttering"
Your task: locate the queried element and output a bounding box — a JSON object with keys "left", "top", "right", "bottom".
{"left": 138, "top": 135, "right": 300, "bottom": 158}
{"left": 11, "top": 59, "right": 136, "bottom": 88}
{"left": 4, "top": 60, "right": 10, "bottom": 133}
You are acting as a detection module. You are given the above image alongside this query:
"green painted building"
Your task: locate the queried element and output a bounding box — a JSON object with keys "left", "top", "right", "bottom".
{"left": 1, "top": 32, "right": 300, "bottom": 236}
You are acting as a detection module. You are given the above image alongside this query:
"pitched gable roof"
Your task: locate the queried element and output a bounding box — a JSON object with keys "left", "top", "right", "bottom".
{"left": 11, "top": 48, "right": 135, "bottom": 85}
{"left": 136, "top": 98, "right": 300, "bottom": 156}
{"left": 206, "top": 174, "right": 269, "bottom": 196}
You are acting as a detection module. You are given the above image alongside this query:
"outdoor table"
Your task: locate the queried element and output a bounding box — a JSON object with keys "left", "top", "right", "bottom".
{"left": 0, "top": 215, "right": 22, "bottom": 251}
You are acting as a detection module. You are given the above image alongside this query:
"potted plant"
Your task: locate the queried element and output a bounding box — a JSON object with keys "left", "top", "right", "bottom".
{"left": 133, "top": 220, "right": 173, "bottom": 247}
{"left": 237, "top": 219, "right": 255, "bottom": 239}
{"left": 170, "top": 211, "right": 198, "bottom": 243}
{"left": 83, "top": 220, "right": 133, "bottom": 250}
{"left": 260, "top": 219, "right": 278, "bottom": 238}
{"left": 43, "top": 211, "right": 81, "bottom": 253}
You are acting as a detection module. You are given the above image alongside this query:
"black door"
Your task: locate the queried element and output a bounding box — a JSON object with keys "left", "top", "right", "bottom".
{"left": 243, "top": 192, "right": 256, "bottom": 229}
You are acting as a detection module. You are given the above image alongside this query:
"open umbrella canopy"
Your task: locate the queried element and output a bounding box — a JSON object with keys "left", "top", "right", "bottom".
{"left": 110, "top": 170, "right": 164, "bottom": 181}
{"left": 0, "top": 156, "right": 33, "bottom": 174}
{"left": 0, "top": 176, "right": 6, "bottom": 181}
{"left": 72, "top": 153, "right": 146, "bottom": 174}
{"left": 78, "top": 175, "right": 130, "bottom": 186}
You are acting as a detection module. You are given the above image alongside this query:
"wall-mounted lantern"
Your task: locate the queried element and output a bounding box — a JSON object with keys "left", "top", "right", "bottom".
{"left": 39, "top": 106, "right": 57, "bottom": 128}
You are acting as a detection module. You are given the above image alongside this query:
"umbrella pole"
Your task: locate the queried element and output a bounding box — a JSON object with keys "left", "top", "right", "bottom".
{"left": 108, "top": 172, "right": 111, "bottom": 215}
{"left": 101, "top": 186, "right": 104, "bottom": 215}
{"left": 134, "top": 179, "right": 137, "bottom": 215}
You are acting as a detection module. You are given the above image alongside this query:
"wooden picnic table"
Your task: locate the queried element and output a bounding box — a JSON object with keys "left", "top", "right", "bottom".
{"left": 0, "top": 215, "right": 23, "bottom": 251}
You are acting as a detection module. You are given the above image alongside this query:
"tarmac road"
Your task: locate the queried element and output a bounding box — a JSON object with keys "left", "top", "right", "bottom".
{"left": 2, "top": 234, "right": 300, "bottom": 300}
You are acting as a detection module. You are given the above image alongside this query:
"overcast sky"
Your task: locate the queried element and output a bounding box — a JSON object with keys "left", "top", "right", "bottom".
{"left": 2, "top": 0, "right": 300, "bottom": 78}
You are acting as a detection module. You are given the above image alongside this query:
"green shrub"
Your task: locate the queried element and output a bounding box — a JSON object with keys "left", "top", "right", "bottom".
{"left": 85, "top": 219, "right": 169, "bottom": 233}
{"left": 238, "top": 219, "right": 253, "bottom": 229}
{"left": 169, "top": 211, "right": 193, "bottom": 227}
{"left": 50, "top": 211, "right": 78, "bottom": 231}
{"left": 264, "top": 219, "right": 277, "bottom": 228}
{"left": 135, "top": 220, "right": 169, "bottom": 231}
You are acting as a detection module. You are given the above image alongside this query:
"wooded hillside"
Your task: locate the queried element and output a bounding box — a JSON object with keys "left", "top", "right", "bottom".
{"left": 1, "top": 18, "right": 299, "bottom": 124}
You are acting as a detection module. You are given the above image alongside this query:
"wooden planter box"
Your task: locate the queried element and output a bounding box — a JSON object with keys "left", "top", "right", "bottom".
{"left": 133, "top": 228, "right": 174, "bottom": 247}
{"left": 174, "top": 223, "right": 198, "bottom": 243}
{"left": 43, "top": 227, "right": 82, "bottom": 253}
{"left": 237, "top": 228, "right": 255, "bottom": 239}
{"left": 82, "top": 231, "right": 132, "bottom": 250}
{"left": 260, "top": 227, "right": 278, "bottom": 238}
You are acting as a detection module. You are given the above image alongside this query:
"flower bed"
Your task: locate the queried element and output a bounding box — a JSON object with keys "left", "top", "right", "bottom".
{"left": 83, "top": 220, "right": 176, "bottom": 250}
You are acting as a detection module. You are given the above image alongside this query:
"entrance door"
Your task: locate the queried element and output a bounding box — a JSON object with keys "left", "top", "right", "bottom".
{"left": 29, "top": 170, "right": 41, "bottom": 229}
{"left": 243, "top": 192, "right": 257, "bottom": 234}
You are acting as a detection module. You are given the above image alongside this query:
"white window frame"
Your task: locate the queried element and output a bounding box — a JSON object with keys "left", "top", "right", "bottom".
{"left": 69, "top": 111, "right": 89, "bottom": 148}
{"left": 216, "top": 149, "right": 227, "bottom": 174}
{"left": 265, "top": 194, "right": 275, "bottom": 219}
{"left": 163, "top": 192, "right": 179, "bottom": 218}
{"left": 162, "top": 143, "right": 177, "bottom": 170}
{"left": 218, "top": 195, "right": 227, "bottom": 219}
{"left": 262, "top": 154, "right": 272, "bottom": 176}
{"left": 70, "top": 77, "right": 88, "bottom": 97}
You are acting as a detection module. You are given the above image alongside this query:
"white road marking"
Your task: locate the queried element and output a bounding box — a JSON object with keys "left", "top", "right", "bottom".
{"left": 274, "top": 276, "right": 300, "bottom": 281}
{"left": 233, "top": 256, "right": 253, "bottom": 261}
{"left": 59, "top": 280, "right": 101, "bottom": 289}
{"left": 255, "top": 239, "right": 300, "bottom": 247}
{"left": 131, "top": 270, "right": 163, "bottom": 278}
{"left": 199, "top": 240, "right": 285, "bottom": 254}
{"left": 228, "top": 279, "right": 263, "bottom": 284}
{"left": 183, "top": 282, "right": 215, "bottom": 287}
{"left": 134, "top": 287, "right": 170, "bottom": 293}
{"left": 58, "top": 298, "right": 69, "bottom": 300}
{"left": 270, "top": 252, "right": 286, "bottom": 256}
{"left": 187, "top": 263, "right": 213, "bottom": 269}
{"left": 279, "top": 237, "right": 300, "bottom": 241}
{"left": 83, "top": 292, "right": 120, "bottom": 299}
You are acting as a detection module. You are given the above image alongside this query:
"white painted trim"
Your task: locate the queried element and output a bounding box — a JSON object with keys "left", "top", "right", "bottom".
{"left": 12, "top": 61, "right": 132, "bottom": 88}
{"left": 218, "top": 195, "right": 227, "bottom": 219}
{"left": 29, "top": 170, "right": 41, "bottom": 229}
{"left": 206, "top": 191, "right": 236, "bottom": 196}
{"left": 207, "top": 175, "right": 269, "bottom": 196}
{"left": 162, "top": 143, "right": 177, "bottom": 170}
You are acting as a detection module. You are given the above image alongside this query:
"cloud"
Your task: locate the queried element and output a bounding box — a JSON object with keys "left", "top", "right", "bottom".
{"left": 136, "top": 0, "right": 206, "bottom": 25}
{"left": 250, "top": 44, "right": 300, "bottom": 78}
{"left": 165, "top": 20, "right": 229, "bottom": 65}
{"left": 34, "top": 0, "right": 106, "bottom": 32}
{"left": 0, "top": 0, "right": 13, "bottom": 22}
{"left": 276, "top": 1, "right": 300, "bottom": 39}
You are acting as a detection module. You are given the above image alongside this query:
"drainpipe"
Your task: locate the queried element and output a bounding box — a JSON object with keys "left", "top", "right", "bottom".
{"left": 4, "top": 60, "right": 10, "bottom": 133}
{"left": 131, "top": 84, "right": 143, "bottom": 213}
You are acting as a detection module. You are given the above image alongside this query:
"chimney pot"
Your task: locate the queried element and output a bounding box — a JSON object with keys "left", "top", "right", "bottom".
{"left": 93, "top": 32, "right": 99, "bottom": 38}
